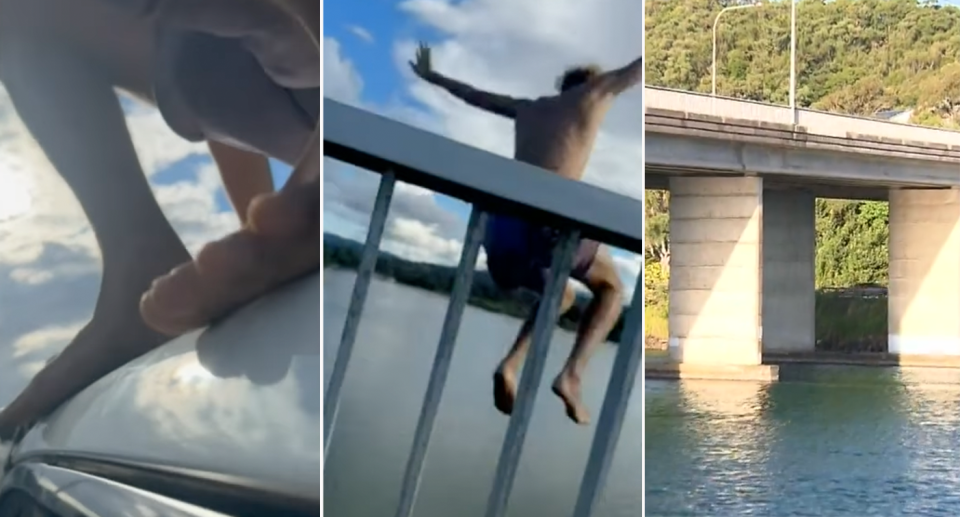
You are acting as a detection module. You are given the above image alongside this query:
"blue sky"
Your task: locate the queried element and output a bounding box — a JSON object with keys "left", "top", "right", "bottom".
{"left": 322, "top": 0, "right": 645, "bottom": 293}
{"left": 323, "top": 1, "right": 479, "bottom": 235}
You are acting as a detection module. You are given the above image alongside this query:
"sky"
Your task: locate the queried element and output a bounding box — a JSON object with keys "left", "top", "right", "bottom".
{"left": 0, "top": 0, "right": 643, "bottom": 407}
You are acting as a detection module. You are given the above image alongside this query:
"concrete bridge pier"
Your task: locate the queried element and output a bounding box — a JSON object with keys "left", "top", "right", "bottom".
{"left": 888, "top": 188, "right": 960, "bottom": 356}
{"left": 666, "top": 176, "right": 815, "bottom": 379}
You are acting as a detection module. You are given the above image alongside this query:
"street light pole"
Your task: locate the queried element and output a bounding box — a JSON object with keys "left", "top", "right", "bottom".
{"left": 712, "top": 3, "right": 761, "bottom": 97}
{"left": 789, "top": 0, "right": 797, "bottom": 122}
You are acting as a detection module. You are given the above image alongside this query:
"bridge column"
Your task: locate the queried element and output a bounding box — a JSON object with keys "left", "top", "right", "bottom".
{"left": 761, "top": 189, "right": 816, "bottom": 354}
{"left": 888, "top": 188, "right": 960, "bottom": 355}
{"left": 668, "top": 177, "right": 763, "bottom": 366}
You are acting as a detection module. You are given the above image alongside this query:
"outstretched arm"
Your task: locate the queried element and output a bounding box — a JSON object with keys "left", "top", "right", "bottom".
{"left": 423, "top": 71, "right": 525, "bottom": 119}
{"left": 410, "top": 42, "right": 526, "bottom": 119}
{"left": 592, "top": 56, "right": 643, "bottom": 98}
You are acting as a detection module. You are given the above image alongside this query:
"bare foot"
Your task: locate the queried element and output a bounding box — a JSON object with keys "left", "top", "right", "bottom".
{"left": 552, "top": 372, "right": 590, "bottom": 425}
{"left": 140, "top": 181, "right": 320, "bottom": 336}
{"left": 0, "top": 316, "right": 171, "bottom": 440}
{"left": 0, "top": 239, "right": 187, "bottom": 441}
{"left": 493, "top": 366, "right": 518, "bottom": 416}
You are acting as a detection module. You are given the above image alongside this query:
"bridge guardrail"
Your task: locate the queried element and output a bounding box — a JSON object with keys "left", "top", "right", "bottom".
{"left": 646, "top": 108, "right": 960, "bottom": 163}
{"left": 323, "top": 98, "right": 644, "bottom": 517}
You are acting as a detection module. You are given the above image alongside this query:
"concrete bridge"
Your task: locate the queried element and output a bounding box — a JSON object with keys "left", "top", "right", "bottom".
{"left": 644, "top": 86, "right": 960, "bottom": 377}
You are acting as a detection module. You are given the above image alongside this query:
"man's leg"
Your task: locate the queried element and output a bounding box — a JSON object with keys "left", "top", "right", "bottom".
{"left": 493, "top": 283, "right": 578, "bottom": 416}
{"left": 551, "top": 246, "right": 623, "bottom": 425}
{"left": 0, "top": 42, "right": 189, "bottom": 439}
{"left": 207, "top": 141, "right": 274, "bottom": 225}
{"left": 139, "top": 32, "right": 319, "bottom": 336}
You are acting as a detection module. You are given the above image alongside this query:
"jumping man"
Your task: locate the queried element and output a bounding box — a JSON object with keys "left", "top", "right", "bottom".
{"left": 410, "top": 43, "right": 642, "bottom": 425}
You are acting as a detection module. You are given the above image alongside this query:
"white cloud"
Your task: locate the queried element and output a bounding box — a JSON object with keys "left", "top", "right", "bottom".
{"left": 613, "top": 253, "right": 642, "bottom": 297}
{"left": 11, "top": 322, "right": 85, "bottom": 377}
{"left": 12, "top": 322, "right": 83, "bottom": 360}
{"left": 152, "top": 162, "right": 240, "bottom": 255}
{"left": 383, "top": 216, "right": 488, "bottom": 267}
{"left": 325, "top": 37, "right": 364, "bottom": 105}
{"left": 125, "top": 102, "right": 210, "bottom": 178}
{"left": 348, "top": 25, "right": 375, "bottom": 44}
{"left": 324, "top": 37, "right": 477, "bottom": 268}
{"left": 8, "top": 267, "right": 54, "bottom": 286}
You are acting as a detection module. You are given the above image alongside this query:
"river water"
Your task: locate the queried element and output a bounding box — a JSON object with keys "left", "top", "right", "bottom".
{"left": 323, "top": 269, "right": 642, "bottom": 517}
{"left": 324, "top": 269, "right": 960, "bottom": 517}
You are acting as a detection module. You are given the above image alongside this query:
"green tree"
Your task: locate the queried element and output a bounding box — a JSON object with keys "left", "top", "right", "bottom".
{"left": 644, "top": 190, "right": 671, "bottom": 269}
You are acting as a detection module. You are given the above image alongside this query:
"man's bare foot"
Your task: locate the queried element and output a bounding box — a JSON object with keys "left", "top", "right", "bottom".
{"left": 493, "top": 366, "right": 518, "bottom": 416}
{"left": 552, "top": 371, "right": 590, "bottom": 425}
{"left": 0, "top": 238, "right": 187, "bottom": 441}
{"left": 140, "top": 181, "right": 320, "bottom": 336}
{"left": 0, "top": 317, "right": 170, "bottom": 440}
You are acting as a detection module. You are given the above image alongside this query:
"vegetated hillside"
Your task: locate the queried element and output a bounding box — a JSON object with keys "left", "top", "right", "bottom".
{"left": 646, "top": 0, "right": 960, "bottom": 125}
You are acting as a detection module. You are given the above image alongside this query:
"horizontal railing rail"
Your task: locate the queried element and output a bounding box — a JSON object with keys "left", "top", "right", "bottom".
{"left": 323, "top": 98, "right": 644, "bottom": 517}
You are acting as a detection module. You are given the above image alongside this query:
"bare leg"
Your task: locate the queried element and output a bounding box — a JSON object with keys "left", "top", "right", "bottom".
{"left": 139, "top": 147, "right": 319, "bottom": 336}
{"left": 140, "top": 189, "right": 319, "bottom": 337}
{"left": 207, "top": 141, "right": 274, "bottom": 225}
{"left": 137, "top": 25, "right": 321, "bottom": 336}
{"left": 493, "top": 283, "right": 577, "bottom": 416}
{"left": 551, "top": 247, "right": 624, "bottom": 425}
{"left": 0, "top": 42, "right": 189, "bottom": 439}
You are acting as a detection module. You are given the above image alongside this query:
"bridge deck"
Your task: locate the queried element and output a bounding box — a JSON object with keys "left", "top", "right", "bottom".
{"left": 646, "top": 108, "right": 960, "bottom": 165}
{"left": 644, "top": 87, "right": 960, "bottom": 198}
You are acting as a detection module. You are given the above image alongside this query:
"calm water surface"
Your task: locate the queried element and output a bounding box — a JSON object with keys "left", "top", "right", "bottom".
{"left": 323, "top": 269, "right": 642, "bottom": 517}
{"left": 647, "top": 367, "right": 960, "bottom": 516}
{"left": 324, "top": 269, "right": 960, "bottom": 517}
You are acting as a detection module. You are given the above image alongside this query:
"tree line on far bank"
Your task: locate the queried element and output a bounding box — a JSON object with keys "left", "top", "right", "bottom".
{"left": 323, "top": 233, "right": 631, "bottom": 344}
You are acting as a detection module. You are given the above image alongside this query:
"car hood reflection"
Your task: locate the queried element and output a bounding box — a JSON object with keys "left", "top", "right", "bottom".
{"left": 15, "top": 272, "right": 321, "bottom": 497}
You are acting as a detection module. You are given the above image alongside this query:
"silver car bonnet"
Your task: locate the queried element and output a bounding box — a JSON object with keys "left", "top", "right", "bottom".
{"left": 11, "top": 271, "right": 321, "bottom": 499}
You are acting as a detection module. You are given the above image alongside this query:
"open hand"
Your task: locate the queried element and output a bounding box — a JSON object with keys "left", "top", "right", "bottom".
{"left": 409, "top": 42, "right": 433, "bottom": 79}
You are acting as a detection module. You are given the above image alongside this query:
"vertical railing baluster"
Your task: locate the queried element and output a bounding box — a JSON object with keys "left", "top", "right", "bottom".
{"left": 394, "top": 208, "right": 488, "bottom": 517}
{"left": 571, "top": 273, "right": 645, "bottom": 517}
{"left": 324, "top": 171, "right": 397, "bottom": 460}
{"left": 485, "top": 230, "right": 581, "bottom": 517}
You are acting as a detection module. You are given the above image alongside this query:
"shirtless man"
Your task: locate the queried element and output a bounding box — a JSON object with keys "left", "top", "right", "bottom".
{"left": 0, "top": 0, "right": 320, "bottom": 440}
{"left": 410, "top": 44, "right": 642, "bottom": 424}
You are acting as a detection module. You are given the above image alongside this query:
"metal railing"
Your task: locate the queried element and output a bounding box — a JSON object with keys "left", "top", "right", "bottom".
{"left": 323, "top": 98, "right": 645, "bottom": 517}
{"left": 645, "top": 85, "right": 960, "bottom": 145}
